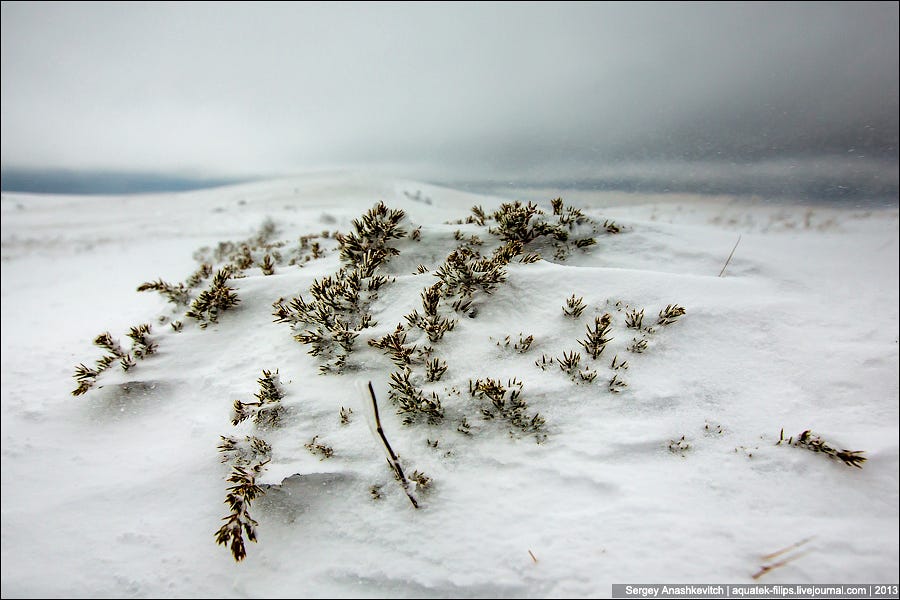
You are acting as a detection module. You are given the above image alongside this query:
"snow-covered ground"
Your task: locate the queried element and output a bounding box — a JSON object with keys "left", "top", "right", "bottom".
{"left": 1, "top": 172, "right": 897, "bottom": 598}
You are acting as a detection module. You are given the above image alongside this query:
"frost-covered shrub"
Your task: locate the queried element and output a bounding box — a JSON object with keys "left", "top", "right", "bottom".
{"left": 335, "top": 201, "right": 407, "bottom": 265}
{"left": 777, "top": 429, "right": 866, "bottom": 468}
{"left": 71, "top": 325, "right": 157, "bottom": 396}
{"left": 186, "top": 267, "right": 240, "bottom": 328}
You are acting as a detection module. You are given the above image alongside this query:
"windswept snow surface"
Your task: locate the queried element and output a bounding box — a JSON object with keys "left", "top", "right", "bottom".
{"left": 1, "top": 173, "right": 898, "bottom": 598}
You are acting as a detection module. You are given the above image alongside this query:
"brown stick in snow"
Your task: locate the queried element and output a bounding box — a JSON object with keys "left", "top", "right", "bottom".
{"left": 760, "top": 536, "right": 813, "bottom": 562}
{"left": 752, "top": 550, "right": 809, "bottom": 580}
{"left": 367, "top": 381, "right": 419, "bottom": 509}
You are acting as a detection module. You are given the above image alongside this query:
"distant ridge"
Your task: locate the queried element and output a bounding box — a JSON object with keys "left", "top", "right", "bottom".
{"left": 0, "top": 168, "right": 250, "bottom": 195}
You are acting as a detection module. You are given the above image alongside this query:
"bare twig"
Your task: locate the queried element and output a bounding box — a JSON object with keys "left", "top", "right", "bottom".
{"left": 761, "top": 537, "right": 813, "bottom": 562}
{"left": 367, "top": 381, "right": 420, "bottom": 509}
{"left": 752, "top": 536, "right": 813, "bottom": 579}
{"left": 718, "top": 234, "right": 742, "bottom": 277}
{"left": 528, "top": 550, "right": 538, "bottom": 563}
{"left": 752, "top": 550, "right": 809, "bottom": 580}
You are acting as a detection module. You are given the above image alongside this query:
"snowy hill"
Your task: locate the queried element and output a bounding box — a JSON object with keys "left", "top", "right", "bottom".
{"left": 1, "top": 173, "right": 897, "bottom": 597}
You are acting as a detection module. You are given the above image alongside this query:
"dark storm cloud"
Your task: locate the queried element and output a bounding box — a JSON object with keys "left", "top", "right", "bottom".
{"left": 1, "top": 2, "right": 897, "bottom": 194}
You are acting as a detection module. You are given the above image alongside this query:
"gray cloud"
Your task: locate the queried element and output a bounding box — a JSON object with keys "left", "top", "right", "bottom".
{"left": 2, "top": 2, "right": 897, "bottom": 192}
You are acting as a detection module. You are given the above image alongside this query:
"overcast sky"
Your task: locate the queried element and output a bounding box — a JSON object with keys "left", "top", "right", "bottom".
{"left": 1, "top": 2, "right": 897, "bottom": 190}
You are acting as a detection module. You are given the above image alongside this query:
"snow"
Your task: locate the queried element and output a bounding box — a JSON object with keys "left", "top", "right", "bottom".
{"left": 1, "top": 173, "right": 897, "bottom": 597}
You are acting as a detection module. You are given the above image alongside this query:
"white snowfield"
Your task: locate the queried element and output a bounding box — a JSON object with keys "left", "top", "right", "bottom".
{"left": 1, "top": 173, "right": 897, "bottom": 598}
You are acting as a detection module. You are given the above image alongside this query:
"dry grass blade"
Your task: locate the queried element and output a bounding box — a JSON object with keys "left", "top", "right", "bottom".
{"left": 752, "top": 550, "right": 810, "bottom": 580}
{"left": 760, "top": 537, "right": 813, "bottom": 562}
{"left": 718, "top": 234, "right": 742, "bottom": 277}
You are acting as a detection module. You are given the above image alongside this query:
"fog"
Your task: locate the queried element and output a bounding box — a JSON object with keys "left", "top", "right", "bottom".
{"left": 1, "top": 2, "right": 897, "bottom": 198}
